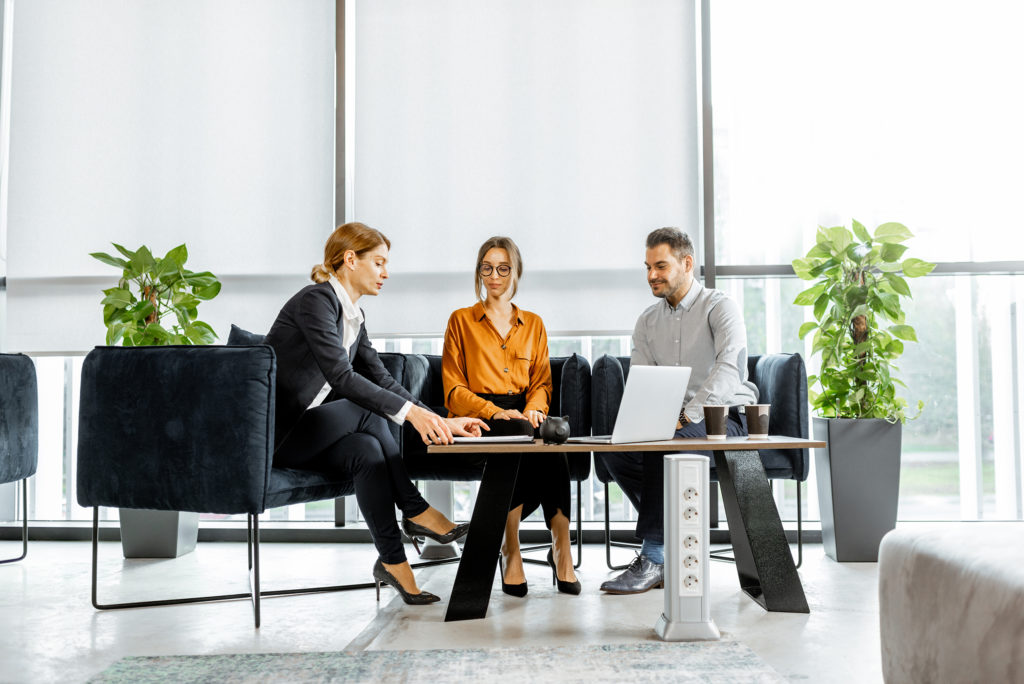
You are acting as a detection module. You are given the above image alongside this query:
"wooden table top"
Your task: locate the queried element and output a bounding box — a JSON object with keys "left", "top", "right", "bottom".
{"left": 427, "top": 435, "right": 826, "bottom": 454}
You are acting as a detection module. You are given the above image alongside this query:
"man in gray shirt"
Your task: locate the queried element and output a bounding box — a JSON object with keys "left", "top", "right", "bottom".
{"left": 600, "top": 227, "right": 758, "bottom": 594}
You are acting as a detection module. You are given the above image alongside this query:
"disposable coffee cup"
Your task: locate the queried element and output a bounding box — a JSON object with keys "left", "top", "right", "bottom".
{"left": 702, "top": 405, "right": 728, "bottom": 440}
{"left": 745, "top": 404, "right": 770, "bottom": 439}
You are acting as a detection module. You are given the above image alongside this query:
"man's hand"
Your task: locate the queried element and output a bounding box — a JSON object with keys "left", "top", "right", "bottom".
{"left": 491, "top": 409, "right": 527, "bottom": 421}
{"left": 407, "top": 405, "right": 455, "bottom": 445}
{"left": 445, "top": 416, "right": 489, "bottom": 438}
{"left": 524, "top": 409, "right": 546, "bottom": 429}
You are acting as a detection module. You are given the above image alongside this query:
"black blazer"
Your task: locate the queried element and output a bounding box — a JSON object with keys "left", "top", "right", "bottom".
{"left": 264, "top": 282, "right": 425, "bottom": 449}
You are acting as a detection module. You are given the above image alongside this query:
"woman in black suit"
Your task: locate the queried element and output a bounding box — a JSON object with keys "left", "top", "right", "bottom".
{"left": 264, "top": 222, "right": 486, "bottom": 605}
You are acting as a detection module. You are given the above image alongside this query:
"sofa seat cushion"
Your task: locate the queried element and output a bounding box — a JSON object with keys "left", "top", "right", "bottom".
{"left": 264, "top": 467, "right": 354, "bottom": 509}
{"left": 879, "top": 524, "right": 1024, "bottom": 683}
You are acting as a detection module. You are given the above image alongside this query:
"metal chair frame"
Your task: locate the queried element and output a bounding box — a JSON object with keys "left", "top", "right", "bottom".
{"left": 0, "top": 480, "right": 29, "bottom": 565}
{"left": 89, "top": 507, "right": 465, "bottom": 628}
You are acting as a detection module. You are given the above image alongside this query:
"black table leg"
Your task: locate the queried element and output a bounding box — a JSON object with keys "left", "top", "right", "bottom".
{"left": 714, "top": 449, "right": 809, "bottom": 613}
{"left": 444, "top": 454, "right": 521, "bottom": 622}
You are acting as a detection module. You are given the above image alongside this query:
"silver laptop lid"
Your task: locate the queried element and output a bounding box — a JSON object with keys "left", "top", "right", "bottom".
{"left": 609, "top": 365, "right": 692, "bottom": 444}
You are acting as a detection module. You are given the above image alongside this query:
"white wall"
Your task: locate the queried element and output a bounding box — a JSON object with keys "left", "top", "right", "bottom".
{"left": 5, "top": 0, "right": 335, "bottom": 352}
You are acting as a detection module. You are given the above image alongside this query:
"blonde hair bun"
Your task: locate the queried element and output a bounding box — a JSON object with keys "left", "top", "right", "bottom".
{"left": 311, "top": 263, "right": 333, "bottom": 283}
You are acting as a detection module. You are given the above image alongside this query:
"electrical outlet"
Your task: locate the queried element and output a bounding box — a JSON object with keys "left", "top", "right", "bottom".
{"left": 683, "top": 487, "right": 698, "bottom": 501}
{"left": 683, "top": 574, "right": 700, "bottom": 590}
{"left": 683, "top": 506, "right": 699, "bottom": 521}
{"left": 683, "top": 555, "right": 699, "bottom": 569}
{"left": 683, "top": 534, "right": 699, "bottom": 549}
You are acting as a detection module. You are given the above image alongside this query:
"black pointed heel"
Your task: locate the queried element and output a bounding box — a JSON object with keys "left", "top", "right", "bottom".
{"left": 402, "top": 518, "right": 470, "bottom": 553}
{"left": 547, "top": 548, "right": 582, "bottom": 595}
{"left": 499, "top": 554, "right": 528, "bottom": 597}
{"left": 372, "top": 559, "right": 441, "bottom": 605}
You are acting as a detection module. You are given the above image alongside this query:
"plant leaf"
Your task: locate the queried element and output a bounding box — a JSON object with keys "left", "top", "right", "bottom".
{"left": 794, "top": 282, "right": 827, "bottom": 306}
{"left": 91, "top": 252, "right": 130, "bottom": 270}
{"left": 889, "top": 325, "right": 918, "bottom": 342}
{"left": 880, "top": 243, "right": 909, "bottom": 262}
{"left": 111, "top": 243, "right": 136, "bottom": 260}
{"left": 874, "top": 222, "right": 914, "bottom": 244}
{"left": 826, "top": 226, "right": 852, "bottom": 254}
{"left": 798, "top": 321, "right": 818, "bottom": 339}
{"left": 886, "top": 273, "right": 912, "bottom": 297}
{"left": 851, "top": 219, "right": 871, "bottom": 243}
{"left": 902, "top": 257, "right": 936, "bottom": 277}
{"left": 193, "top": 282, "right": 222, "bottom": 300}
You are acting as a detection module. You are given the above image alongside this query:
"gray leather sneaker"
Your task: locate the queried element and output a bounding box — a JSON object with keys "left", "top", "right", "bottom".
{"left": 599, "top": 554, "right": 665, "bottom": 594}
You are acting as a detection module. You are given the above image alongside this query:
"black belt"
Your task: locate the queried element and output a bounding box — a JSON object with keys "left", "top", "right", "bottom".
{"left": 476, "top": 392, "right": 526, "bottom": 412}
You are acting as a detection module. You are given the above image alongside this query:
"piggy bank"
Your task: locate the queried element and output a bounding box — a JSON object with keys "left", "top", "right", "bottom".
{"left": 539, "top": 415, "right": 571, "bottom": 445}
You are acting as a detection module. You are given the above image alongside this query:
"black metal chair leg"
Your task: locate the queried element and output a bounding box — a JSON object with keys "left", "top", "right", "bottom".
{"left": 249, "top": 514, "right": 261, "bottom": 628}
{"left": 0, "top": 479, "right": 28, "bottom": 564}
{"left": 574, "top": 479, "right": 582, "bottom": 570}
{"left": 90, "top": 506, "right": 377, "bottom": 627}
{"left": 604, "top": 481, "right": 641, "bottom": 571}
{"left": 795, "top": 481, "right": 803, "bottom": 569}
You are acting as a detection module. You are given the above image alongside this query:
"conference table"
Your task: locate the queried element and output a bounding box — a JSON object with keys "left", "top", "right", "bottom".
{"left": 427, "top": 435, "right": 825, "bottom": 622}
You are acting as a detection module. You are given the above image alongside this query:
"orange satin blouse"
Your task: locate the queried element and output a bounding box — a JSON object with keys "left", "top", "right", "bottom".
{"left": 442, "top": 302, "right": 553, "bottom": 419}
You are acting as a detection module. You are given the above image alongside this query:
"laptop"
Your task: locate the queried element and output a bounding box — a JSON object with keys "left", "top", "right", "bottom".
{"left": 567, "top": 365, "right": 691, "bottom": 444}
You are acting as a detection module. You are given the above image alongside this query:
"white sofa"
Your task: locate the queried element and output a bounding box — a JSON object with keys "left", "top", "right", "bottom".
{"left": 878, "top": 523, "right": 1024, "bottom": 682}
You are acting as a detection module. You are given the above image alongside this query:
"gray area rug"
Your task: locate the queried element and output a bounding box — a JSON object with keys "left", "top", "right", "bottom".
{"left": 90, "top": 641, "right": 783, "bottom": 683}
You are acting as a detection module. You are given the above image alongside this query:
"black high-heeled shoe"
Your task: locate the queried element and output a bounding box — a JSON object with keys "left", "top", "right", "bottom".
{"left": 498, "top": 553, "right": 528, "bottom": 597}
{"left": 401, "top": 518, "right": 470, "bottom": 555}
{"left": 372, "top": 559, "right": 441, "bottom": 605}
{"left": 547, "top": 548, "right": 582, "bottom": 595}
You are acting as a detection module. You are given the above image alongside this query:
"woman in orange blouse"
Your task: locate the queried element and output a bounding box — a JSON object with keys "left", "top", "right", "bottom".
{"left": 443, "top": 236, "right": 580, "bottom": 597}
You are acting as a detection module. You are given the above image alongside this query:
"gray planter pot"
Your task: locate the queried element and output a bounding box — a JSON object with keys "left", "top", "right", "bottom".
{"left": 119, "top": 508, "right": 199, "bottom": 558}
{"left": 813, "top": 417, "right": 901, "bottom": 562}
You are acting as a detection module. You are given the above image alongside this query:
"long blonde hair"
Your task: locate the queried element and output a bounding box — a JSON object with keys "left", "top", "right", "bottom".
{"left": 475, "top": 236, "right": 523, "bottom": 301}
{"left": 311, "top": 222, "right": 391, "bottom": 283}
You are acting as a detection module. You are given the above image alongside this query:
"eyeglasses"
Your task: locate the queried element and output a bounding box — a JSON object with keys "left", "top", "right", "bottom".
{"left": 478, "top": 264, "right": 512, "bottom": 277}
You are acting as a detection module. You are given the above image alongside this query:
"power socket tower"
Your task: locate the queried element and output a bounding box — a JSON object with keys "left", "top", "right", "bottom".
{"left": 655, "top": 453, "right": 720, "bottom": 641}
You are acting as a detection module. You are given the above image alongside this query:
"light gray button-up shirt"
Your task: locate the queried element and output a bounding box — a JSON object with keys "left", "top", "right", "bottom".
{"left": 631, "top": 279, "right": 758, "bottom": 423}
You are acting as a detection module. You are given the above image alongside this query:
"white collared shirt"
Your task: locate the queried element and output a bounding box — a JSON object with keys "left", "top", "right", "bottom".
{"left": 307, "top": 276, "right": 412, "bottom": 424}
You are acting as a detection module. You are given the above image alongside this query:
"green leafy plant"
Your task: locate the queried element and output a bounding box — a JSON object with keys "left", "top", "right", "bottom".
{"left": 90, "top": 243, "right": 222, "bottom": 346}
{"left": 792, "top": 221, "right": 936, "bottom": 423}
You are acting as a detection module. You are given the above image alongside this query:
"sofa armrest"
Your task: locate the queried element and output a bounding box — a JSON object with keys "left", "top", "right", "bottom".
{"left": 0, "top": 353, "right": 38, "bottom": 484}
{"left": 76, "top": 345, "right": 277, "bottom": 514}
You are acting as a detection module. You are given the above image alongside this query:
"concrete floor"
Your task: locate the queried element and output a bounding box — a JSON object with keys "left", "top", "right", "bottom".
{"left": 0, "top": 540, "right": 881, "bottom": 683}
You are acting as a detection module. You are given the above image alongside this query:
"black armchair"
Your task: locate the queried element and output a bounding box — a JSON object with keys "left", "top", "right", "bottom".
{"left": 1, "top": 353, "right": 38, "bottom": 564}
{"left": 592, "top": 352, "right": 809, "bottom": 568}
{"left": 76, "top": 344, "right": 374, "bottom": 627}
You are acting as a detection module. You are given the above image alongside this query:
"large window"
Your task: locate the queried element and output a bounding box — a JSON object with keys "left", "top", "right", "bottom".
{"left": 712, "top": 1, "right": 1024, "bottom": 520}
{"left": 4, "top": 2, "right": 1023, "bottom": 530}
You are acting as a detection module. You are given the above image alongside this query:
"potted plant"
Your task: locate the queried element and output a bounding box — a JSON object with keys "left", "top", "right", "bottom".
{"left": 792, "top": 221, "right": 935, "bottom": 561}
{"left": 91, "top": 243, "right": 222, "bottom": 558}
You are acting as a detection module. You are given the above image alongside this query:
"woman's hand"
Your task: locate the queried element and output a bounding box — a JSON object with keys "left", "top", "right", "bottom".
{"left": 524, "top": 409, "right": 546, "bottom": 429}
{"left": 406, "top": 405, "right": 455, "bottom": 445}
{"left": 445, "top": 417, "right": 489, "bottom": 438}
{"left": 491, "top": 409, "right": 527, "bottom": 421}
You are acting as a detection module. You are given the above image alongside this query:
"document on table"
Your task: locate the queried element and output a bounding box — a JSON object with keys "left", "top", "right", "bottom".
{"left": 451, "top": 435, "right": 534, "bottom": 444}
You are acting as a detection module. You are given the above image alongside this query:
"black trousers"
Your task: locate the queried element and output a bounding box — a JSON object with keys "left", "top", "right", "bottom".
{"left": 480, "top": 393, "right": 571, "bottom": 528}
{"left": 600, "top": 406, "right": 747, "bottom": 545}
{"left": 273, "top": 398, "right": 428, "bottom": 564}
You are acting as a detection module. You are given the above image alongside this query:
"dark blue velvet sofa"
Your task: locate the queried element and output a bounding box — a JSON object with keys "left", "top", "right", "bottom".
{"left": 1, "top": 353, "right": 38, "bottom": 564}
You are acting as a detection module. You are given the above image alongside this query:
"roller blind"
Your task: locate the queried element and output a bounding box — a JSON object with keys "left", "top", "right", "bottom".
{"left": 350, "top": 0, "right": 699, "bottom": 335}
{"left": 5, "top": 0, "right": 334, "bottom": 352}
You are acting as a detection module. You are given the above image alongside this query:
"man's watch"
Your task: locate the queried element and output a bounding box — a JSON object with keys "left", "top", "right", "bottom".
{"left": 679, "top": 412, "right": 690, "bottom": 426}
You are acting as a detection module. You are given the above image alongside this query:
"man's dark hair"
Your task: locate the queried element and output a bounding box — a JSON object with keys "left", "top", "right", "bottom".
{"left": 646, "top": 227, "right": 694, "bottom": 262}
